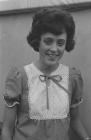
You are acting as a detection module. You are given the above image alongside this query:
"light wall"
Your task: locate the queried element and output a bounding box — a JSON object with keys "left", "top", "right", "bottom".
{"left": 0, "top": 9, "right": 91, "bottom": 138}
{"left": 0, "top": 0, "right": 91, "bottom": 11}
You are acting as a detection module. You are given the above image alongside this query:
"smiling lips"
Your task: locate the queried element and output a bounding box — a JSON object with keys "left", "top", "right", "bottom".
{"left": 46, "top": 52, "right": 59, "bottom": 56}
{"left": 46, "top": 53, "right": 60, "bottom": 60}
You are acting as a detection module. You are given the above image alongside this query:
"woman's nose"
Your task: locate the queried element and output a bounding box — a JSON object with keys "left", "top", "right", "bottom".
{"left": 51, "top": 43, "right": 58, "bottom": 52}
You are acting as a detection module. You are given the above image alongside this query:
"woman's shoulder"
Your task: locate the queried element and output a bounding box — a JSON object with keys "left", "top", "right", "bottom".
{"left": 59, "top": 63, "right": 82, "bottom": 76}
{"left": 6, "top": 66, "right": 22, "bottom": 81}
{"left": 69, "top": 67, "right": 82, "bottom": 79}
{"left": 69, "top": 66, "right": 83, "bottom": 89}
{"left": 6, "top": 64, "right": 31, "bottom": 81}
{"left": 69, "top": 67, "right": 81, "bottom": 76}
{"left": 60, "top": 64, "right": 82, "bottom": 81}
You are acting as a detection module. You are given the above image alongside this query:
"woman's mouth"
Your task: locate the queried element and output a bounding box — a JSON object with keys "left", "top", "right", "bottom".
{"left": 47, "top": 52, "right": 59, "bottom": 56}
{"left": 46, "top": 53, "right": 59, "bottom": 60}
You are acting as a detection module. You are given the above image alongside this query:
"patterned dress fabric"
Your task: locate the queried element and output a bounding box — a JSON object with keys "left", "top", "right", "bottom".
{"left": 4, "top": 63, "right": 83, "bottom": 140}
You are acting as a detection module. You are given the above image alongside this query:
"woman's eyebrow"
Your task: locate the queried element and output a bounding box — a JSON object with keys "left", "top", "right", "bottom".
{"left": 43, "top": 37, "right": 54, "bottom": 41}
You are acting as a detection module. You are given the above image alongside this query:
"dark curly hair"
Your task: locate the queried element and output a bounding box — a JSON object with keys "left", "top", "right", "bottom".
{"left": 27, "top": 7, "right": 75, "bottom": 52}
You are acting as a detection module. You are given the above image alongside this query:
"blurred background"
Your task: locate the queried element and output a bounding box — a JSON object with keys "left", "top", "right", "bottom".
{"left": 0, "top": 0, "right": 91, "bottom": 139}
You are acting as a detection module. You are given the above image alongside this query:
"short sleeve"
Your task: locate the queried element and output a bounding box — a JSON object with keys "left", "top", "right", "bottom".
{"left": 70, "top": 68, "right": 84, "bottom": 108}
{"left": 4, "top": 67, "right": 22, "bottom": 107}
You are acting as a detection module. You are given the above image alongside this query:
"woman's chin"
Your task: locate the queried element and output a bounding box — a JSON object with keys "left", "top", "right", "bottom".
{"left": 45, "top": 60, "right": 59, "bottom": 67}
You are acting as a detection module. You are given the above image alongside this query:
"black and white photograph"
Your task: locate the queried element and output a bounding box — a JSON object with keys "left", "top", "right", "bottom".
{"left": 0, "top": 0, "right": 91, "bottom": 140}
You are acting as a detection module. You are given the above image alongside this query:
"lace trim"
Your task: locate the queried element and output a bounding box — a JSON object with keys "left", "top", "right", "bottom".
{"left": 71, "top": 98, "right": 83, "bottom": 108}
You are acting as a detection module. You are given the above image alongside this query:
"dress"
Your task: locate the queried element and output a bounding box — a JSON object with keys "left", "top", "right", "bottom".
{"left": 4, "top": 63, "right": 83, "bottom": 140}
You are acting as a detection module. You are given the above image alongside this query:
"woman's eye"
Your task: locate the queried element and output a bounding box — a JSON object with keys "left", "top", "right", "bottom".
{"left": 43, "top": 38, "right": 53, "bottom": 45}
{"left": 57, "top": 39, "right": 65, "bottom": 46}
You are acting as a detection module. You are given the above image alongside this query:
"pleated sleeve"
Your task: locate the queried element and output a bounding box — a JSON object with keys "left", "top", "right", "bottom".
{"left": 4, "top": 67, "right": 22, "bottom": 107}
{"left": 70, "top": 68, "right": 84, "bottom": 108}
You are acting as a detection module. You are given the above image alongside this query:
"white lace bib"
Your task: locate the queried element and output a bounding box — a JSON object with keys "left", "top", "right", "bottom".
{"left": 24, "top": 63, "right": 69, "bottom": 120}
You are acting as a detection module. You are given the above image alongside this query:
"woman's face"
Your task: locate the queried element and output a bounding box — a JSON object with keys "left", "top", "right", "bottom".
{"left": 39, "top": 32, "right": 67, "bottom": 67}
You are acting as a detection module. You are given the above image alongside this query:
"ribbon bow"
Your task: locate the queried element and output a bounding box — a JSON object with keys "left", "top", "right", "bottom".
{"left": 39, "top": 74, "right": 70, "bottom": 110}
{"left": 39, "top": 74, "right": 62, "bottom": 82}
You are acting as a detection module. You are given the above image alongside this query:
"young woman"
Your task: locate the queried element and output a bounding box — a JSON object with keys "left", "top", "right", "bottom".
{"left": 1, "top": 7, "right": 90, "bottom": 140}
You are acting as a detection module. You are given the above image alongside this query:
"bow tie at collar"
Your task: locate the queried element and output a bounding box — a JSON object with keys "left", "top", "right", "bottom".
{"left": 39, "top": 74, "right": 70, "bottom": 95}
{"left": 39, "top": 74, "right": 62, "bottom": 82}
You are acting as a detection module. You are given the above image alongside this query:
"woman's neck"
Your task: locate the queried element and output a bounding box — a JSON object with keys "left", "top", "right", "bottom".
{"left": 34, "top": 60, "right": 59, "bottom": 75}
